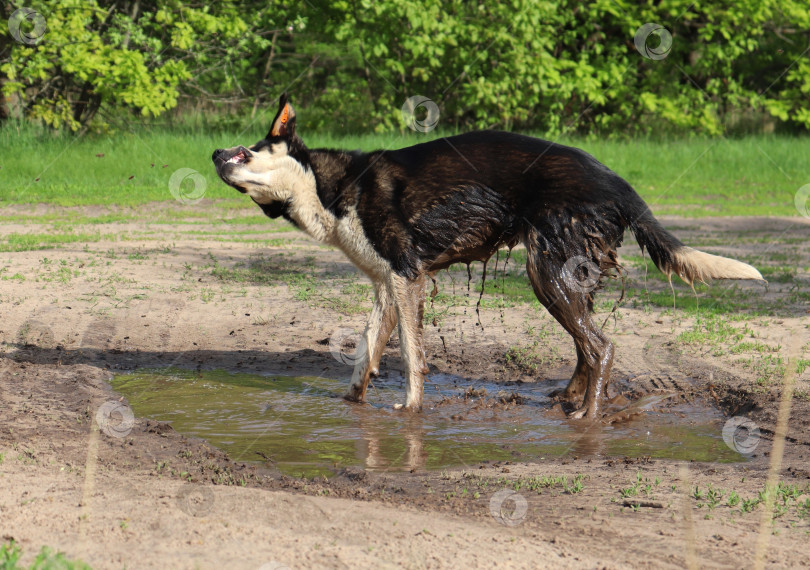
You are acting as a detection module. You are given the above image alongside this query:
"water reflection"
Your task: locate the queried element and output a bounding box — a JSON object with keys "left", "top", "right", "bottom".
{"left": 112, "top": 369, "right": 744, "bottom": 478}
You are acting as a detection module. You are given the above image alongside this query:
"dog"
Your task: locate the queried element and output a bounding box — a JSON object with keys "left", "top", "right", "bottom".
{"left": 212, "top": 94, "right": 763, "bottom": 419}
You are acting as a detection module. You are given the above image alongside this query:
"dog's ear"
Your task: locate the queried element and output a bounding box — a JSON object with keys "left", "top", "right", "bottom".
{"left": 267, "top": 93, "right": 296, "bottom": 139}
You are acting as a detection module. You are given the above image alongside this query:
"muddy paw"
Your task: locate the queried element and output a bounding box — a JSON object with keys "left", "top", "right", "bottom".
{"left": 394, "top": 403, "right": 422, "bottom": 412}
{"left": 566, "top": 404, "right": 599, "bottom": 421}
{"left": 343, "top": 389, "right": 365, "bottom": 403}
{"left": 567, "top": 407, "right": 587, "bottom": 420}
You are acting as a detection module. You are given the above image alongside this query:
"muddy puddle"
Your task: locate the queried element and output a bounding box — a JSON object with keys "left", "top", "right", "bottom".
{"left": 111, "top": 369, "right": 745, "bottom": 478}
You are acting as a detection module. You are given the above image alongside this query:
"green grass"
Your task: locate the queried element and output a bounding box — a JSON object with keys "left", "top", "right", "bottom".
{"left": 209, "top": 252, "right": 372, "bottom": 313}
{"left": 0, "top": 121, "right": 806, "bottom": 215}
{"left": 443, "top": 252, "right": 794, "bottom": 317}
{"left": 0, "top": 232, "right": 113, "bottom": 252}
{"left": 0, "top": 541, "right": 91, "bottom": 570}
{"left": 688, "top": 481, "right": 810, "bottom": 520}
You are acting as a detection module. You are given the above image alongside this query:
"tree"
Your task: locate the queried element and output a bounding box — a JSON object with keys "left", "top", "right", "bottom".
{"left": 325, "top": 0, "right": 810, "bottom": 135}
{"left": 1, "top": 0, "right": 808, "bottom": 135}
{"left": 0, "top": 0, "right": 301, "bottom": 131}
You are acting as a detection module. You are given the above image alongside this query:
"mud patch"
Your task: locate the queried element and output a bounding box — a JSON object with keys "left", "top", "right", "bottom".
{"left": 112, "top": 368, "right": 746, "bottom": 478}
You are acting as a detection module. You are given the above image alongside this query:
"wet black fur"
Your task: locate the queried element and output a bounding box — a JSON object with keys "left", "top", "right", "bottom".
{"left": 301, "top": 130, "right": 681, "bottom": 286}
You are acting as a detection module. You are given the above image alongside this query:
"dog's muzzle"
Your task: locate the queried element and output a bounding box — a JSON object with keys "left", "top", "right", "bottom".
{"left": 212, "top": 147, "right": 251, "bottom": 193}
{"left": 212, "top": 148, "right": 227, "bottom": 163}
{"left": 212, "top": 147, "right": 251, "bottom": 167}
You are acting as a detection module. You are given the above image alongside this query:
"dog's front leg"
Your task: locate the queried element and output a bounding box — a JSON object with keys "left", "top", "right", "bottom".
{"left": 344, "top": 280, "right": 397, "bottom": 403}
{"left": 389, "top": 273, "right": 427, "bottom": 410}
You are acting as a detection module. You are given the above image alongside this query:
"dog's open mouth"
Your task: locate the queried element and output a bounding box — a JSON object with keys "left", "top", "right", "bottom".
{"left": 227, "top": 149, "right": 248, "bottom": 164}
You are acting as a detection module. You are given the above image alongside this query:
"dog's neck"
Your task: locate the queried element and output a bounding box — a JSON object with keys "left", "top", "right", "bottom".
{"left": 267, "top": 150, "right": 338, "bottom": 243}
{"left": 287, "top": 149, "right": 358, "bottom": 245}
{"left": 283, "top": 167, "right": 335, "bottom": 243}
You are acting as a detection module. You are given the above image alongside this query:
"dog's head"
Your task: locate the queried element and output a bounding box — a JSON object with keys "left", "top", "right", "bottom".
{"left": 212, "top": 94, "right": 312, "bottom": 218}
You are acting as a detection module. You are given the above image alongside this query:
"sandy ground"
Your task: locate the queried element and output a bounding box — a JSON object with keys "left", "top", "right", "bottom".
{"left": 1, "top": 205, "right": 809, "bottom": 569}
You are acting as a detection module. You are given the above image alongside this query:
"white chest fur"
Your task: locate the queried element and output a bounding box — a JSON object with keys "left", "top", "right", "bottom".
{"left": 332, "top": 207, "right": 392, "bottom": 281}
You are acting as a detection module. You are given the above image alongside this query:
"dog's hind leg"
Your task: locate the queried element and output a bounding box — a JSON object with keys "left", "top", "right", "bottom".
{"left": 549, "top": 346, "right": 589, "bottom": 402}
{"left": 389, "top": 273, "right": 428, "bottom": 410}
{"left": 524, "top": 236, "right": 614, "bottom": 420}
{"left": 345, "top": 280, "right": 397, "bottom": 403}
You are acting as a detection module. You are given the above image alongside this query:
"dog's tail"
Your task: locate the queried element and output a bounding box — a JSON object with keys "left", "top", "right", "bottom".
{"left": 628, "top": 208, "right": 764, "bottom": 285}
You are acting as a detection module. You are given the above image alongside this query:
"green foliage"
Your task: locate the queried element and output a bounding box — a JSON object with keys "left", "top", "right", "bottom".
{"left": 1, "top": 0, "right": 809, "bottom": 134}
{"left": 331, "top": 0, "right": 810, "bottom": 134}
{"left": 0, "top": 0, "right": 300, "bottom": 130}
{"left": 0, "top": 542, "right": 21, "bottom": 569}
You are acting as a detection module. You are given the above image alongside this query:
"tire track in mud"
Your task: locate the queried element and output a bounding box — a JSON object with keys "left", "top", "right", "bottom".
{"left": 612, "top": 338, "right": 697, "bottom": 401}
{"left": 626, "top": 336, "right": 810, "bottom": 450}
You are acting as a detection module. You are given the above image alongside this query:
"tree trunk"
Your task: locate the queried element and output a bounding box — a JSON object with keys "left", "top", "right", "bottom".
{"left": 251, "top": 30, "right": 279, "bottom": 119}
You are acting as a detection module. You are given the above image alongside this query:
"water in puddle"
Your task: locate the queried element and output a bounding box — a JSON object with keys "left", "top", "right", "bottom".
{"left": 112, "top": 369, "right": 745, "bottom": 478}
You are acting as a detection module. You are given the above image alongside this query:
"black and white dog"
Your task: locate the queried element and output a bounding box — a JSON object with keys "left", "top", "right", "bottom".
{"left": 212, "top": 94, "right": 763, "bottom": 419}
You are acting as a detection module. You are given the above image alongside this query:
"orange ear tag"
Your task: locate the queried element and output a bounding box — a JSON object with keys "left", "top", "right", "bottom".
{"left": 272, "top": 105, "right": 290, "bottom": 136}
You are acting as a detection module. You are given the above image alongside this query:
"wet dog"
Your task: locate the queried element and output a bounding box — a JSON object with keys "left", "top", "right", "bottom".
{"left": 212, "top": 94, "right": 763, "bottom": 419}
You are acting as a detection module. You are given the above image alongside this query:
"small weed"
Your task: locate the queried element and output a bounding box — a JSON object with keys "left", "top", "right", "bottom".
{"left": 0, "top": 542, "right": 21, "bottom": 567}
{"left": 505, "top": 344, "right": 540, "bottom": 373}
{"left": 0, "top": 541, "right": 91, "bottom": 569}
{"left": 797, "top": 499, "right": 810, "bottom": 520}
{"left": 705, "top": 485, "right": 724, "bottom": 510}
{"left": 741, "top": 497, "right": 760, "bottom": 513}
{"left": 776, "top": 482, "right": 801, "bottom": 504}
{"left": 727, "top": 490, "right": 741, "bottom": 507}
{"left": 566, "top": 475, "right": 585, "bottom": 494}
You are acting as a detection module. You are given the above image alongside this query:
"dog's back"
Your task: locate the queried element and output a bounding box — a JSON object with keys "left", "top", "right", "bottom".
{"left": 335, "top": 131, "right": 638, "bottom": 277}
